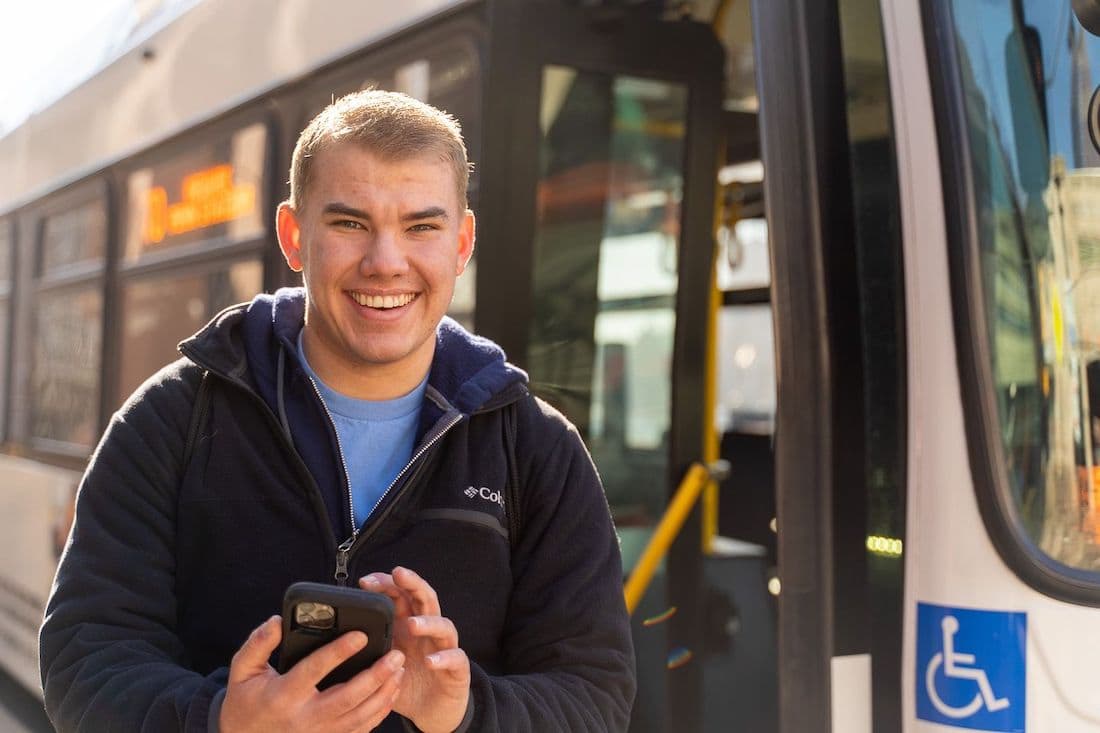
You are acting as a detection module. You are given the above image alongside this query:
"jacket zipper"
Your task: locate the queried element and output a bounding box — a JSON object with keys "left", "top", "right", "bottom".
{"left": 181, "top": 342, "right": 514, "bottom": 587}
{"left": 335, "top": 536, "right": 355, "bottom": 585}
{"left": 333, "top": 412, "right": 464, "bottom": 585}
{"left": 301, "top": 372, "right": 357, "bottom": 542}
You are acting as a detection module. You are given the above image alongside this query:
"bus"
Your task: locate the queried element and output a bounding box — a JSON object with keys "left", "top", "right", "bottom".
{"left": 1, "top": 0, "right": 1098, "bottom": 731}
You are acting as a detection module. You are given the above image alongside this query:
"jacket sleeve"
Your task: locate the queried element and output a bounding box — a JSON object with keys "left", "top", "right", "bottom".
{"left": 39, "top": 362, "right": 227, "bottom": 733}
{"left": 464, "top": 398, "right": 636, "bottom": 732}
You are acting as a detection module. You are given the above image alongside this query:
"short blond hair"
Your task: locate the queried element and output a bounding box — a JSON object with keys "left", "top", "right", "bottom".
{"left": 288, "top": 89, "right": 470, "bottom": 210}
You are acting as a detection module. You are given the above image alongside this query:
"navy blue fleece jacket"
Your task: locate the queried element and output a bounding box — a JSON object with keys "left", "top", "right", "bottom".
{"left": 39, "top": 288, "right": 635, "bottom": 732}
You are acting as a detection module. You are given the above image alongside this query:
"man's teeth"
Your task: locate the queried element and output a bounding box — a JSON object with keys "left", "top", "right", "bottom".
{"left": 351, "top": 292, "right": 416, "bottom": 309}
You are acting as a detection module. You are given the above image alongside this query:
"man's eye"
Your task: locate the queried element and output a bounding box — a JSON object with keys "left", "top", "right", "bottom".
{"left": 409, "top": 223, "right": 439, "bottom": 233}
{"left": 335, "top": 219, "right": 364, "bottom": 230}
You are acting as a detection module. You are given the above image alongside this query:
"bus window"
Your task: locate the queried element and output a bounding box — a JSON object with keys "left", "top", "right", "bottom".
{"left": 716, "top": 303, "right": 775, "bottom": 436}
{"left": 118, "top": 260, "right": 263, "bottom": 401}
{"left": 526, "top": 65, "right": 687, "bottom": 536}
{"left": 716, "top": 204, "right": 768, "bottom": 292}
{"left": 30, "top": 200, "right": 107, "bottom": 451}
{"left": 40, "top": 200, "right": 107, "bottom": 274}
{"left": 947, "top": 2, "right": 1100, "bottom": 577}
{"left": 715, "top": 207, "right": 774, "bottom": 436}
{"left": 117, "top": 121, "right": 269, "bottom": 406}
{"left": 123, "top": 123, "right": 267, "bottom": 264}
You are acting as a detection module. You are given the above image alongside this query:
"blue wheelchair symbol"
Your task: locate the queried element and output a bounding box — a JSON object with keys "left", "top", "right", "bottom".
{"left": 916, "top": 603, "right": 1026, "bottom": 732}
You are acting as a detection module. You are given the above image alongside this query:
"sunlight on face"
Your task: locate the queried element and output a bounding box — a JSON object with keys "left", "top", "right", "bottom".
{"left": 278, "top": 144, "right": 474, "bottom": 398}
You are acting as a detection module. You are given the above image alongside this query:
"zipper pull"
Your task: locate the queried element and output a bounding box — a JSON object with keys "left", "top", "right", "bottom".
{"left": 335, "top": 537, "right": 355, "bottom": 586}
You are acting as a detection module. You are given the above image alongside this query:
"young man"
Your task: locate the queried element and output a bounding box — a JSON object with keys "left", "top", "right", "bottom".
{"left": 40, "top": 90, "right": 636, "bottom": 732}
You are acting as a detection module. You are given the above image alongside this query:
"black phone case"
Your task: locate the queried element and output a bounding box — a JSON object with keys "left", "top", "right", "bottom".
{"left": 277, "top": 581, "right": 395, "bottom": 688}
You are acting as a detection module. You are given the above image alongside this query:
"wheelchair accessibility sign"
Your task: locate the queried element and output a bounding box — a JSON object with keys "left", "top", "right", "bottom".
{"left": 916, "top": 603, "right": 1026, "bottom": 731}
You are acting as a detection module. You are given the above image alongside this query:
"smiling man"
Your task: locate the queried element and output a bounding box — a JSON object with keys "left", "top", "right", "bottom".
{"left": 40, "top": 91, "right": 636, "bottom": 732}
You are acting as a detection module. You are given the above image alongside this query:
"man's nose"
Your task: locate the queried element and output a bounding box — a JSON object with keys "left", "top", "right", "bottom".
{"left": 360, "top": 230, "right": 408, "bottom": 276}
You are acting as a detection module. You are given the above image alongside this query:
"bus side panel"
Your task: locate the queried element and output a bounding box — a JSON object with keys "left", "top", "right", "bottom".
{"left": 0, "top": 455, "right": 79, "bottom": 698}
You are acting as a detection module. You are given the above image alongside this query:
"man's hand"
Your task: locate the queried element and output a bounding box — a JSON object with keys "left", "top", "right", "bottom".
{"left": 361, "top": 567, "right": 471, "bottom": 733}
{"left": 220, "top": 615, "right": 406, "bottom": 732}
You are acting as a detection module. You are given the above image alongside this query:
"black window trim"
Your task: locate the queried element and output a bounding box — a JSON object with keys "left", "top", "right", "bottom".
{"left": 923, "top": 0, "right": 1100, "bottom": 605}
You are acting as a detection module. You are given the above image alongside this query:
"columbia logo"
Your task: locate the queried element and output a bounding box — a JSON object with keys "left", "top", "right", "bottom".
{"left": 465, "top": 485, "right": 504, "bottom": 508}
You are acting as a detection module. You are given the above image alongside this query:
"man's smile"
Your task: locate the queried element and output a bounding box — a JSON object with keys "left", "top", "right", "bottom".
{"left": 348, "top": 291, "right": 419, "bottom": 309}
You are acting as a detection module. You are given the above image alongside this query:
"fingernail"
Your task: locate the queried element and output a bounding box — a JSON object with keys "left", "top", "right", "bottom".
{"left": 410, "top": 617, "right": 422, "bottom": 629}
{"left": 394, "top": 667, "right": 405, "bottom": 683}
{"left": 349, "top": 631, "right": 368, "bottom": 648}
{"left": 388, "top": 651, "right": 405, "bottom": 669}
{"left": 362, "top": 575, "right": 379, "bottom": 586}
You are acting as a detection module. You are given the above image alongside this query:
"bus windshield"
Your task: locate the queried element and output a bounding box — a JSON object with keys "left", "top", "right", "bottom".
{"left": 948, "top": 0, "right": 1100, "bottom": 572}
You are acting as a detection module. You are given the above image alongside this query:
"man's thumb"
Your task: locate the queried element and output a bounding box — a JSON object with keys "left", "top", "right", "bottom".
{"left": 229, "top": 615, "right": 282, "bottom": 683}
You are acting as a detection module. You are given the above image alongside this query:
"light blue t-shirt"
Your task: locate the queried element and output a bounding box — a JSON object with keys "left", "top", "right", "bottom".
{"left": 297, "top": 332, "right": 427, "bottom": 530}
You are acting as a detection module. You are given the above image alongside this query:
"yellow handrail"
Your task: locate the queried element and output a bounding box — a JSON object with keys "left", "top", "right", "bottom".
{"left": 624, "top": 462, "right": 717, "bottom": 615}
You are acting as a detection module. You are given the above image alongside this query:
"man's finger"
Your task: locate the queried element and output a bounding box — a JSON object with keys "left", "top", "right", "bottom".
{"left": 425, "top": 648, "right": 471, "bottom": 681}
{"left": 319, "top": 649, "right": 405, "bottom": 717}
{"left": 392, "top": 566, "right": 441, "bottom": 615}
{"left": 228, "top": 615, "right": 282, "bottom": 684}
{"left": 338, "top": 665, "right": 405, "bottom": 731}
{"left": 360, "top": 573, "right": 414, "bottom": 619}
{"left": 407, "top": 615, "right": 458, "bottom": 649}
{"left": 283, "top": 630, "right": 368, "bottom": 690}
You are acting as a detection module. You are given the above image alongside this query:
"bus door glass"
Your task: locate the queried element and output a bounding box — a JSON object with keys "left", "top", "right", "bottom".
{"left": 528, "top": 66, "right": 685, "bottom": 546}
{"left": 524, "top": 60, "right": 700, "bottom": 733}
{"left": 475, "top": 4, "right": 722, "bottom": 730}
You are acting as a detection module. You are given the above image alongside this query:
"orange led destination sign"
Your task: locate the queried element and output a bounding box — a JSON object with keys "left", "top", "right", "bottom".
{"left": 143, "top": 164, "right": 257, "bottom": 245}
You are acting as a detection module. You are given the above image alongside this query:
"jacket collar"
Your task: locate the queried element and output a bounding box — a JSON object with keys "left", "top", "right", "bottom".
{"left": 178, "top": 287, "right": 529, "bottom": 416}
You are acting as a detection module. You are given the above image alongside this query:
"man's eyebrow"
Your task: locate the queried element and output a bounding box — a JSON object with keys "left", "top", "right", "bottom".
{"left": 403, "top": 206, "right": 449, "bottom": 222}
{"left": 322, "top": 202, "right": 371, "bottom": 220}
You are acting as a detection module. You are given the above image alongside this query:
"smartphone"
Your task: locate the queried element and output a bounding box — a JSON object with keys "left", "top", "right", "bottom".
{"left": 277, "top": 581, "right": 395, "bottom": 689}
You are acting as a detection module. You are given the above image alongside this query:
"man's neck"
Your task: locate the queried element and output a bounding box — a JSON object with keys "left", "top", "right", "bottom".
{"left": 299, "top": 330, "right": 433, "bottom": 401}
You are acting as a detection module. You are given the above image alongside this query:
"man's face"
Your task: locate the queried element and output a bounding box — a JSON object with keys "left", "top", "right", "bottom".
{"left": 277, "top": 143, "right": 474, "bottom": 395}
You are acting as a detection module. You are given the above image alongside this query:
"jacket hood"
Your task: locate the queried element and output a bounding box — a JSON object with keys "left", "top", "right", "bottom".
{"left": 179, "top": 287, "right": 529, "bottom": 416}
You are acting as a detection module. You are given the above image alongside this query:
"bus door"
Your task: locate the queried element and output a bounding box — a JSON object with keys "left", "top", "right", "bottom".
{"left": 474, "top": 1, "right": 723, "bottom": 729}
{"left": 751, "top": 0, "right": 907, "bottom": 732}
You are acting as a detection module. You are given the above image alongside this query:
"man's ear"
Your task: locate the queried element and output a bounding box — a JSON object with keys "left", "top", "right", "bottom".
{"left": 456, "top": 209, "right": 476, "bottom": 275}
{"left": 276, "top": 202, "right": 304, "bottom": 273}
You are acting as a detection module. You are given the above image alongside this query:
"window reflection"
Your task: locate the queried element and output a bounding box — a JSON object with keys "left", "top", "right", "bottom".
{"left": 716, "top": 304, "right": 776, "bottom": 435}
{"left": 951, "top": 1, "right": 1100, "bottom": 569}
{"left": 31, "top": 288, "right": 102, "bottom": 448}
{"left": 527, "top": 66, "right": 687, "bottom": 530}
{"left": 118, "top": 260, "right": 263, "bottom": 401}
{"left": 41, "top": 201, "right": 106, "bottom": 274}
{"left": 32, "top": 196, "right": 107, "bottom": 451}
